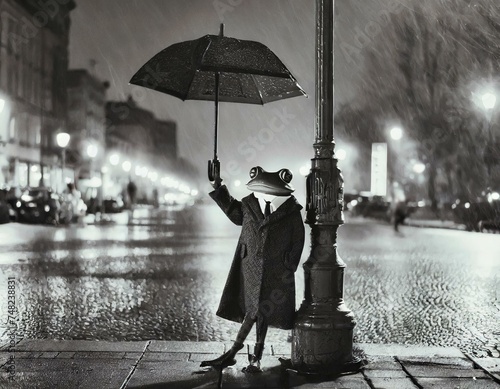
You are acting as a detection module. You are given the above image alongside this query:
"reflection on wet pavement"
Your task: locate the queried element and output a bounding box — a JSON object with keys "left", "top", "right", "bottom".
{"left": 0, "top": 205, "right": 498, "bottom": 357}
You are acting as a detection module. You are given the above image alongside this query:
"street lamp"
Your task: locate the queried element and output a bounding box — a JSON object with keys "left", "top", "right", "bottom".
{"left": 122, "top": 160, "right": 131, "bottom": 173}
{"left": 390, "top": 126, "right": 403, "bottom": 141}
{"left": 336, "top": 148, "right": 347, "bottom": 161}
{"left": 387, "top": 126, "right": 404, "bottom": 201}
{"left": 56, "top": 132, "right": 70, "bottom": 190}
{"left": 86, "top": 143, "right": 98, "bottom": 159}
{"left": 109, "top": 153, "right": 120, "bottom": 166}
{"left": 482, "top": 92, "right": 497, "bottom": 110}
{"left": 413, "top": 162, "right": 426, "bottom": 174}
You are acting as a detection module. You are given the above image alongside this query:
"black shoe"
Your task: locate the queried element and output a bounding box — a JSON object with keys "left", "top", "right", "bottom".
{"left": 200, "top": 343, "right": 244, "bottom": 368}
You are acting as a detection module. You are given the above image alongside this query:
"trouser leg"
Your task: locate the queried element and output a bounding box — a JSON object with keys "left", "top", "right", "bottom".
{"left": 200, "top": 315, "right": 254, "bottom": 368}
{"left": 248, "top": 314, "right": 268, "bottom": 368}
{"left": 236, "top": 315, "right": 256, "bottom": 345}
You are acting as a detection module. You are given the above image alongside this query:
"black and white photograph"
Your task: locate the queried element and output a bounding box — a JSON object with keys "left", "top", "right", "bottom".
{"left": 0, "top": 0, "right": 499, "bottom": 388}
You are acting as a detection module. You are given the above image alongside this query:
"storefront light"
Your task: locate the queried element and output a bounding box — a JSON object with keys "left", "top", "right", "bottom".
{"left": 122, "top": 160, "right": 131, "bottom": 172}
{"left": 109, "top": 154, "right": 120, "bottom": 166}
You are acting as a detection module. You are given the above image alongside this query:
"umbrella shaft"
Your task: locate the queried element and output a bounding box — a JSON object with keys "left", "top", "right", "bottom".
{"left": 214, "top": 72, "right": 220, "bottom": 160}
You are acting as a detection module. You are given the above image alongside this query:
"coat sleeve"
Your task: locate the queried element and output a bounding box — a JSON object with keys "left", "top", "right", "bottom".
{"left": 209, "top": 185, "right": 243, "bottom": 226}
{"left": 288, "top": 211, "right": 305, "bottom": 272}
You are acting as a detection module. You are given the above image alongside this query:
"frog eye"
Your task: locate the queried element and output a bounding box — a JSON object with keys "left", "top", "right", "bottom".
{"left": 249, "top": 166, "right": 263, "bottom": 179}
{"left": 279, "top": 169, "right": 293, "bottom": 183}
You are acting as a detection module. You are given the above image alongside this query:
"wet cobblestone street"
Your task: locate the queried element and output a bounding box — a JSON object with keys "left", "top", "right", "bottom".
{"left": 0, "top": 205, "right": 498, "bottom": 358}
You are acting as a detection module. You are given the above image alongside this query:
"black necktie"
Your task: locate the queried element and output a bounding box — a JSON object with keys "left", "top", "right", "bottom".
{"left": 264, "top": 201, "right": 271, "bottom": 217}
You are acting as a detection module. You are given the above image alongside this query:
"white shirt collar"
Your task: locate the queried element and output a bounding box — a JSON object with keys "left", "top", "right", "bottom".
{"left": 253, "top": 192, "right": 290, "bottom": 214}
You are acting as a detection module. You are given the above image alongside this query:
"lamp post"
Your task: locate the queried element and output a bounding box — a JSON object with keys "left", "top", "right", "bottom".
{"left": 481, "top": 92, "right": 497, "bottom": 179}
{"left": 86, "top": 142, "right": 99, "bottom": 213}
{"left": 388, "top": 126, "right": 404, "bottom": 201}
{"left": 56, "top": 132, "right": 70, "bottom": 192}
{"left": 291, "top": 0, "right": 360, "bottom": 374}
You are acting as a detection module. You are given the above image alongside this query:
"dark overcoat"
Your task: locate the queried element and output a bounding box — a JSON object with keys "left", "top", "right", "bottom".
{"left": 210, "top": 185, "right": 305, "bottom": 330}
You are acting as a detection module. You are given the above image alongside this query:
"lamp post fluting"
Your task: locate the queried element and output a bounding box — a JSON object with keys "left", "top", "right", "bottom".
{"left": 291, "top": 0, "right": 359, "bottom": 374}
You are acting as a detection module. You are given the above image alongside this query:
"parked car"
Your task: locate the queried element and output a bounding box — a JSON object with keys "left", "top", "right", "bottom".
{"left": 452, "top": 197, "right": 500, "bottom": 232}
{"left": 0, "top": 188, "right": 15, "bottom": 223}
{"left": 0, "top": 199, "right": 10, "bottom": 224}
{"left": 1, "top": 187, "right": 21, "bottom": 221}
{"left": 348, "top": 193, "right": 391, "bottom": 221}
{"left": 103, "top": 197, "right": 124, "bottom": 213}
{"left": 14, "top": 188, "right": 61, "bottom": 225}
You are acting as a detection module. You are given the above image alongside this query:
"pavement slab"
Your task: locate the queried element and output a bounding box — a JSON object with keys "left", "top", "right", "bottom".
{"left": 363, "top": 369, "right": 408, "bottom": 379}
{"left": 142, "top": 352, "right": 190, "bottom": 362}
{"left": 1, "top": 358, "right": 135, "bottom": 389}
{"left": 367, "top": 377, "right": 419, "bottom": 389}
{"left": 125, "top": 360, "right": 220, "bottom": 388}
{"left": 415, "top": 377, "right": 500, "bottom": 388}
{"left": 147, "top": 340, "right": 225, "bottom": 354}
{"left": 358, "top": 343, "right": 465, "bottom": 358}
{"left": 6, "top": 339, "right": 148, "bottom": 353}
{"left": 471, "top": 357, "right": 500, "bottom": 382}
{"left": 401, "top": 364, "right": 488, "bottom": 378}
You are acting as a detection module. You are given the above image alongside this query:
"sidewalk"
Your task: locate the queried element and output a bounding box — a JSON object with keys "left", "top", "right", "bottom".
{"left": 1, "top": 340, "right": 499, "bottom": 388}
{"left": 405, "top": 218, "right": 465, "bottom": 230}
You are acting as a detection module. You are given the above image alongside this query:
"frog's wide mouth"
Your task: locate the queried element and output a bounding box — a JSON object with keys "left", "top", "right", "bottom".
{"left": 246, "top": 181, "right": 294, "bottom": 196}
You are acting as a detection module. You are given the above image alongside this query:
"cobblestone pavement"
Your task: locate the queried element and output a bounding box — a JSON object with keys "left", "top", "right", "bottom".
{"left": 0, "top": 340, "right": 499, "bottom": 388}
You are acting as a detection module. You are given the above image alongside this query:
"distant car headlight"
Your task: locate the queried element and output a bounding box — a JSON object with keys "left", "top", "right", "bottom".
{"left": 16, "top": 201, "right": 21, "bottom": 208}
{"left": 27, "top": 202, "right": 37, "bottom": 208}
{"left": 44, "top": 205, "right": 50, "bottom": 212}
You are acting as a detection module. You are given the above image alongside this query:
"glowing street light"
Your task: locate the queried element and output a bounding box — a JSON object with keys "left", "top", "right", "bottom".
{"left": 336, "top": 148, "right": 347, "bottom": 160}
{"left": 56, "top": 132, "right": 70, "bottom": 189}
{"left": 482, "top": 92, "right": 497, "bottom": 110}
{"left": 480, "top": 91, "right": 498, "bottom": 178}
{"left": 122, "top": 160, "right": 131, "bottom": 172}
{"left": 413, "top": 162, "right": 426, "bottom": 174}
{"left": 87, "top": 143, "right": 98, "bottom": 159}
{"left": 299, "top": 164, "right": 309, "bottom": 176}
{"left": 109, "top": 153, "right": 120, "bottom": 166}
{"left": 390, "top": 126, "right": 403, "bottom": 141}
{"left": 56, "top": 132, "right": 70, "bottom": 148}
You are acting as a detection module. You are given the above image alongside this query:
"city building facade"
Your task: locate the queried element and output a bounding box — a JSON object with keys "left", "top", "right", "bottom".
{"left": 105, "top": 96, "right": 187, "bottom": 205}
{"left": 67, "top": 68, "right": 108, "bottom": 200}
{"left": 0, "top": 0, "right": 75, "bottom": 189}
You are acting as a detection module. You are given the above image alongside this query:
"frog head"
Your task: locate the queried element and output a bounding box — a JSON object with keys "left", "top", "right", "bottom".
{"left": 246, "top": 166, "right": 294, "bottom": 196}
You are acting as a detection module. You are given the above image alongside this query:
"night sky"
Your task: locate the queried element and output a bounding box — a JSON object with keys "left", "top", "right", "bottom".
{"left": 69, "top": 0, "right": 409, "bottom": 195}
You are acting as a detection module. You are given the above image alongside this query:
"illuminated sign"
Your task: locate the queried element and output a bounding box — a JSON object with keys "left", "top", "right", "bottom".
{"left": 371, "top": 143, "right": 387, "bottom": 196}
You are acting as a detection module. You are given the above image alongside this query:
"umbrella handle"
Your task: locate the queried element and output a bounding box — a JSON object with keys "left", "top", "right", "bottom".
{"left": 208, "top": 158, "right": 222, "bottom": 185}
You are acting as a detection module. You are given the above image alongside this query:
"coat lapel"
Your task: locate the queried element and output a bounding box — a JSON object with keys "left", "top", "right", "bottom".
{"left": 243, "top": 193, "right": 265, "bottom": 222}
{"left": 260, "top": 196, "right": 302, "bottom": 229}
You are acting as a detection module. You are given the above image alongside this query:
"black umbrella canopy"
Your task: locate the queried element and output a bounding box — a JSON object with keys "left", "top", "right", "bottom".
{"left": 130, "top": 30, "right": 307, "bottom": 104}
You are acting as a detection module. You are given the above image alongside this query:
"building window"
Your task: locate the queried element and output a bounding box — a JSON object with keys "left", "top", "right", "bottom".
{"left": 9, "top": 117, "right": 16, "bottom": 141}
{"left": 35, "top": 126, "right": 41, "bottom": 145}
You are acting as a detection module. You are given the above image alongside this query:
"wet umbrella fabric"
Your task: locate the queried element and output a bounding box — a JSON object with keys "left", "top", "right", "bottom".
{"left": 130, "top": 26, "right": 307, "bottom": 180}
{"left": 129, "top": 32, "right": 306, "bottom": 104}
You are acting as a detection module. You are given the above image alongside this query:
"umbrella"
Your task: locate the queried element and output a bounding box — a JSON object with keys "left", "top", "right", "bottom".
{"left": 130, "top": 24, "right": 307, "bottom": 181}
